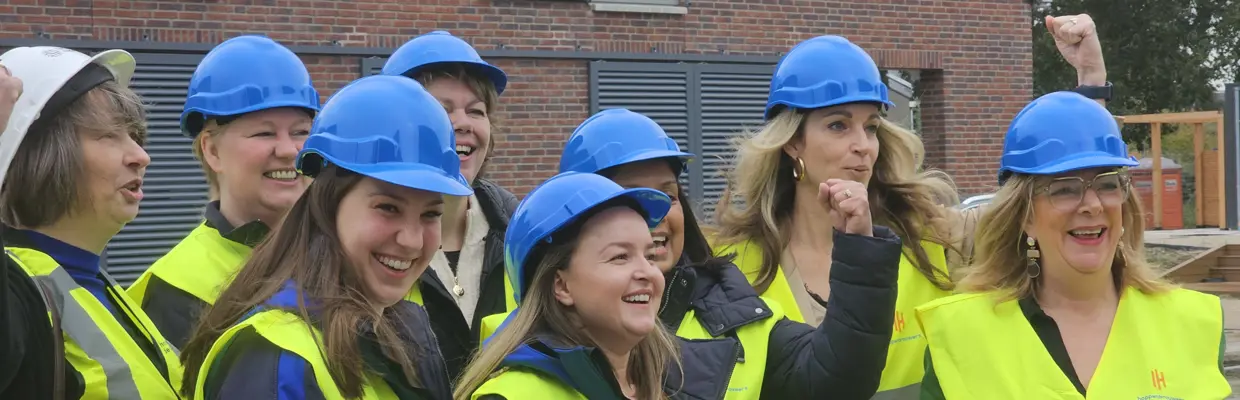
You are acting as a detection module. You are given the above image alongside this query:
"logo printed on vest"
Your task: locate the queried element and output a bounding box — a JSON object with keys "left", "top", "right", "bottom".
{"left": 1151, "top": 368, "right": 1166, "bottom": 390}
{"left": 894, "top": 311, "right": 905, "bottom": 332}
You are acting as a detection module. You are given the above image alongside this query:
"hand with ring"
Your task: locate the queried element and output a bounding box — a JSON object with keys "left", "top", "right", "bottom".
{"left": 1045, "top": 13, "right": 1105, "bottom": 85}
{"left": 818, "top": 179, "right": 873, "bottom": 237}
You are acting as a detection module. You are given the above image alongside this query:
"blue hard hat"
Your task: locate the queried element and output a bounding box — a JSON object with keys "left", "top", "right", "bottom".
{"left": 504, "top": 171, "right": 672, "bottom": 304}
{"left": 766, "top": 35, "right": 893, "bottom": 120}
{"left": 181, "top": 35, "right": 321, "bottom": 137}
{"left": 382, "top": 30, "right": 508, "bottom": 95}
{"left": 296, "top": 75, "right": 473, "bottom": 197}
{"left": 997, "top": 91, "right": 1138, "bottom": 184}
{"left": 559, "top": 108, "right": 694, "bottom": 175}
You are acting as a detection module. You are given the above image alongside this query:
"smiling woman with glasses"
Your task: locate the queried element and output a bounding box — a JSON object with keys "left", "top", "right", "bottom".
{"left": 914, "top": 91, "right": 1232, "bottom": 399}
{"left": 1038, "top": 171, "right": 1129, "bottom": 213}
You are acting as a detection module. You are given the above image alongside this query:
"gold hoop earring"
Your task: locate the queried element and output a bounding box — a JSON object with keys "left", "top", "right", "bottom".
{"left": 791, "top": 157, "right": 806, "bottom": 181}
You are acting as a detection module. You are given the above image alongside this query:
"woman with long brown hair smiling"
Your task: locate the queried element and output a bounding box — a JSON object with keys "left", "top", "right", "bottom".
{"left": 179, "top": 74, "right": 472, "bottom": 400}
{"left": 456, "top": 171, "right": 680, "bottom": 400}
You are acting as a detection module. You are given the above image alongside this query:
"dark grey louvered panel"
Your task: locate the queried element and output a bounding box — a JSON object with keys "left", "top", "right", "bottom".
{"left": 698, "top": 66, "right": 773, "bottom": 223}
{"left": 105, "top": 60, "right": 207, "bottom": 286}
{"left": 360, "top": 57, "right": 385, "bottom": 77}
{"left": 590, "top": 63, "right": 694, "bottom": 198}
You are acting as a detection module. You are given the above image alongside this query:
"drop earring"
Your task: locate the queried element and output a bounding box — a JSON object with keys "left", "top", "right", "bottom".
{"left": 1026, "top": 235, "right": 1041, "bottom": 279}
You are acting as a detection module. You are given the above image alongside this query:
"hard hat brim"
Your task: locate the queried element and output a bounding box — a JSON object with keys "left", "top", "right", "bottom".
{"left": 599, "top": 149, "right": 696, "bottom": 172}
{"left": 336, "top": 161, "right": 474, "bottom": 197}
{"left": 765, "top": 95, "right": 895, "bottom": 120}
{"left": 1005, "top": 152, "right": 1139, "bottom": 177}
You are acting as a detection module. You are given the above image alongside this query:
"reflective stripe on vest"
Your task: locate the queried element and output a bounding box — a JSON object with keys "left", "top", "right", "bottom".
{"left": 472, "top": 367, "right": 588, "bottom": 400}
{"left": 719, "top": 239, "right": 950, "bottom": 400}
{"left": 9, "top": 247, "right": 184, "bottom": 399}
{"left": 128, "top": 222, "right": 252, "bottom": 306}
{"left": 915, "top": 287, "right": 1232, "bottom": 399}
{"left": 673, "top": 300, "right": 783, "bottom": 400}
{"left": 196, "top": 308, "right": 397, "bottom": 399}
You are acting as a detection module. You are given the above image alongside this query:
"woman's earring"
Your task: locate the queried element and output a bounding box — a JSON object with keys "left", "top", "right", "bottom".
{"left": 1026, "top": 235, "right": 1041, "bottom": 279}
{"left": 791, "top": 157, "right": 806, "bottom": 181}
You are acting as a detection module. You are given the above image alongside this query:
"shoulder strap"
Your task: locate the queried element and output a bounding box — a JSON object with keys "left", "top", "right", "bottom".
{"left": 9, "top": 250, "right": 65, "bottom": 400}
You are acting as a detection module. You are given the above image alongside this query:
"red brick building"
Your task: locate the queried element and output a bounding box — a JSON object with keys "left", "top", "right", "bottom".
{"left": 1, "top": 0, "right": 1032, "bottom": 281}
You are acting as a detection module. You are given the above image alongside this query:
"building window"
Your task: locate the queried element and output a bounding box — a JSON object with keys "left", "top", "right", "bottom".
{"left": 590, "top": 61, "right": 772, "bottom": 221}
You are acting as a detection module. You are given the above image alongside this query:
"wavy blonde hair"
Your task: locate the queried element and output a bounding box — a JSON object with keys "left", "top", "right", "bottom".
{"left": 713, "top": 110, "right": 961, "bottom": 292}
{"left": 956, "top": 171, "right": 1172, "bottom": 300}
{"left": 454, "top": 202, "right": 682, "bottom": 399}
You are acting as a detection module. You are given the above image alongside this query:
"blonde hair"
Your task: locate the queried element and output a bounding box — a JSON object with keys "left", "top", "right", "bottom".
{"left": 191, "top": 120, "right": 224, "bottom": 200}
{"left": 454, "top": 212, "right": 682, "bottom": 400}
{"left": 713, "top": 110, "right": 961, "bottom": 292}
{"left": 956, "top": 172, "right": 1172, "bottom": 300}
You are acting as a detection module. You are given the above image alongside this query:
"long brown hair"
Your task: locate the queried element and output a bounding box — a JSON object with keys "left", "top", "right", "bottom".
{"left": 956, "top": 171, "right": 1172, "bottom": 300}
{"left": 180, "top": 166, "right": 422, "bottom": 398}
{"left": 454, "top": 200, "right": 682, "bottom": 400}
{"left": 714, "top": 111, "right": 961, "bottom": 293}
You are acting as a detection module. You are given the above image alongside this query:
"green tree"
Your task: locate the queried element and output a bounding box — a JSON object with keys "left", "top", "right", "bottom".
{"left": 1030, "top": 0, "right": 1240, "bottom": 149}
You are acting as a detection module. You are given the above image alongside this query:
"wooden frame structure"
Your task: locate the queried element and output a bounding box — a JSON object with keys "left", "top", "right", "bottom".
{"left": 1117, "top": 111, "right": 1227, "bottom": 229}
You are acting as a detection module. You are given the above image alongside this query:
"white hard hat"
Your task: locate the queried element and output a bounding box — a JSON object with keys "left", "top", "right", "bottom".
{"left": 0, "top": 46, "right": 136, "bottom": 185}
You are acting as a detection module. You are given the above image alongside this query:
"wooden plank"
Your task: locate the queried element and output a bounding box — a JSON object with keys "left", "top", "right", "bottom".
{"left": 1152, "top": 122, "right": 1163, "bottom": 229}
{"left": 1195, "top": 123, "right": 1204, "bottom": 226}
{"left": 1219, "top": 117, "right": 1228, "bottom": 230}
{"left": 1203, "top": 151, "right": 1221, "bottom": 226}
{"left": 1120, "top": 111, "right": 1222, "bottom": 124}
{"left": 1160, "top": 245, "right": 1224, "bottom": 282}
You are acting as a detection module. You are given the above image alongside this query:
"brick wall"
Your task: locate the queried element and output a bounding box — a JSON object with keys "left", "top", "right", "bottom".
{"left": 4, "top": 0, "right": 1032, "bottom": 197}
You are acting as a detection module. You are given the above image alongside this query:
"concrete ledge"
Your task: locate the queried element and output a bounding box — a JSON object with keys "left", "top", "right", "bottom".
{"left": 590, "top": 2, "right": 688, "bottom": 15}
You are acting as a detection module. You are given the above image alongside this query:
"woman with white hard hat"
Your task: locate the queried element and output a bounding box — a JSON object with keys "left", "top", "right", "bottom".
{"left": 0, "top": 46, "right": 182, "bottom": 398}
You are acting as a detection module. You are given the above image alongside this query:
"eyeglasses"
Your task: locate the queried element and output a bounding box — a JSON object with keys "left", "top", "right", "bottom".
{"left": 1036, "top": 171, "right": 1130, "bottom": 211}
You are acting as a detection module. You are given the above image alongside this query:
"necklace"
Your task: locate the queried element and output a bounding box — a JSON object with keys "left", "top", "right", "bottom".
{"left": 446, "top": 254, "right": 465, "bottom": 297}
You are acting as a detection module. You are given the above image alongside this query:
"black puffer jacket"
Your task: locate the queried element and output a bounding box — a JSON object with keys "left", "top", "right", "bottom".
{"left": 419, "top": 178, "right": 519, "bottom": 381}
{"left": 663, "top": 227, "right": 901, "bottom": 399}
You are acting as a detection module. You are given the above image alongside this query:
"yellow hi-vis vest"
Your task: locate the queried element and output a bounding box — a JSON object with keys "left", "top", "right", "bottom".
{"left": 195, "top": 308, "right": 398, "bottom": 399}
{"left": 915, "top": 286, "right": 1232, "bottom": 399}
{"left": 716, "top": 239, "right": 950, "bottom": 399}
{"left": 128, "top": 222, "right": 252, "bottom": 306}
{"left": 469, "top": 276, "right": 518, "bottom": 342}
{"left": 472, "top": 367, "right": 589, "bottom": 399}
{"left": 10, "top": 247, "right": 185, "bottom": 399}
{"left": 671, "top": 297, "right": 785, "bottom": 399}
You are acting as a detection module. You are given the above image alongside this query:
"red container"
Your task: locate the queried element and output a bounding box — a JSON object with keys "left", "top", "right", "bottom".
{"left": 1130, "top": 157, "right": 1184, "bottom": 230}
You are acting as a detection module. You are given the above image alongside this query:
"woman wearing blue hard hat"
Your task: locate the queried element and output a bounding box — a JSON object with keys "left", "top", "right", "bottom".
{"left": 915, "top": 90, "right": 1230, "bottom": 399}
{"left": 478, "top": 108, "right": 904, "bottom": 398}
{"left": 128, "top": 34, "right": 322, "bottom": 348}
{"left": 382, "top": 30, "right": 519, "bottom": 380}
{"left": 711, "top": 13, "right": 1115, "bottom": 399}
{"left": 456, "top": 171, "right": 680, "bottom": 400}
{"left": 0, "top": 46, "right": 183, "bottom": 398}
{"left": 178, "top": 74, "right": 468, "bottom": 400}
